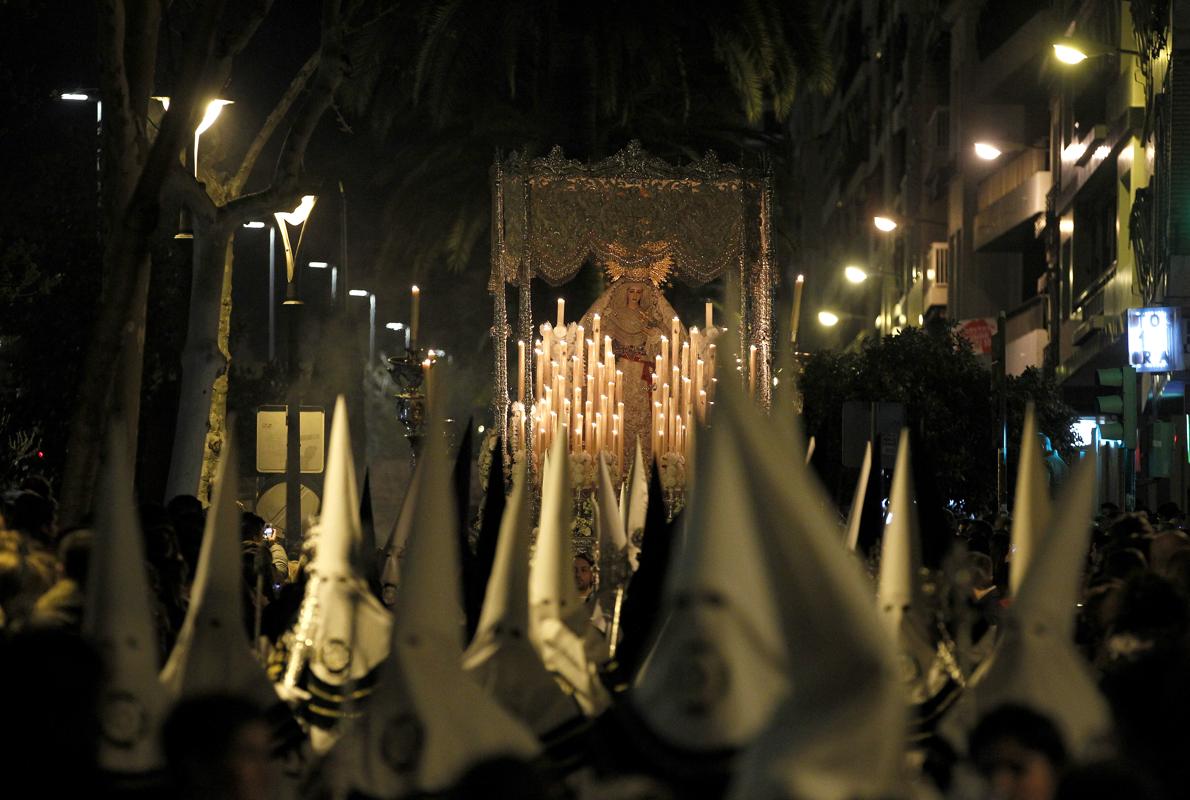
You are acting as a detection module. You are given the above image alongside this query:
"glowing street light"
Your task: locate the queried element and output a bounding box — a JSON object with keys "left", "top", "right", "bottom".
{"left": 844, "top": 265, "right": 868, "bottom": 284}
{"left": 873, "top": 215, "right": 898, "bottom": 233}
{"left": 1052, "top": 43, "right": 1089, "bottom": 64}
{"left": 243, "top": 220, "right": 266, "bottom": 229}
{"left": 192, "top": 98, "right": 232, "bottom": 177}
{"left": 60, "top": 92, "right": 90, "bottom": 101}
{"left": 274, "top": 195, "right": 317, "bottom": 297}
{"left": 348, "top": 289, "right": 370, "bottom": 297}
{"left": 973, "top": 141, "right": 1003, "bottom": 160}
{"left": 818, "top": 310, "right": 840, "bottom": 327}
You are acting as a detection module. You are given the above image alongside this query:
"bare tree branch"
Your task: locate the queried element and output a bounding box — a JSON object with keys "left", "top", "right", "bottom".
{"left": 227, "top": 50, "right": 321, "bottom": 197}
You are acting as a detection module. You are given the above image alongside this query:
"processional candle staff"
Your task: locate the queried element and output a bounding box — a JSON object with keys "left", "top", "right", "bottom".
{"left": 790, "top": 273, "right": 805, "bottom": 346}
{"left": 410, "top": 285, "right": 421, "bottom": 349}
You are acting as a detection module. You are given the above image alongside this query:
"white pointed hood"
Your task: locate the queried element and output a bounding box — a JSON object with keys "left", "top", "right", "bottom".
{"left": 300, "top": 396, "right": 392, "bottom": 748}
{"left": 531, "top": 433, "right": 584, "bottom": 634}
{"left": 623, "top": 438, "right": 648, "bottom": 569}
{"left": 722, "top": 383, "right": 911, "bottom": 800}
{"left": 463, "top": 460, "right": 580, "bottom": 735}
{"left": 1010, "top": 402, "right": 1050, "bottom": 596}
{"left": 877, "top": 429, "right": 920, "bottom": 633}
{"left": 380, "top": 463, "right": 421, "bottom": 605}
{"left": 632, "top": 386, "right": 790, "bottom": 750}
{"left": 941, "top": 460, "right": 1110, "bottom": 755}
{"left": 595, "top": 453, "right": 631, "bottom": 599}
{"left": 529, "top": 433, "right": 610, "bottom": 715}
{"left": 844, "top": 441, "right": 873, "bottom": 552}
{"left": 85, "top": 422, "right": 168, "bottom": 774}
{"left": 161, "top": 431, "right": 279, "bottom": 708}
{"left": 331, "top": 406, "right": 540, "bottom": 797}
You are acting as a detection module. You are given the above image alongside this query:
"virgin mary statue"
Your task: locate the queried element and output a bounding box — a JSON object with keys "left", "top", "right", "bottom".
{"left": 580, "top": 279, "right": 685, "bottom": 466}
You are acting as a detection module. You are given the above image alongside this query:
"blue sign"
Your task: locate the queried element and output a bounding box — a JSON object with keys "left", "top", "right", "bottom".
{"left": 1127, "top": 307, "right": 1182, "bottom": 373}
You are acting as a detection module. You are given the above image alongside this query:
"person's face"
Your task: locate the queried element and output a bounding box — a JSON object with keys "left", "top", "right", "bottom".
{"left": 626, "top": 284, "right": 644, "bottom": 308}
{"left": 573, "top": 557, "right": 594, "bottom": 593}
{"left": 226, "top": 720, "right": 276, "bottom": 800}
{"left": 975, "top": 738, "right": 1059, "bottom": 800}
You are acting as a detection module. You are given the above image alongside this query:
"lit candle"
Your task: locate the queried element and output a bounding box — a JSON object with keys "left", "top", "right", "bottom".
{"left": 705, "top": 301, "right": 713, "bottom": 331}
{"left": 671, "top": 316, "right": 681, "bottom": 350}
{"left": 410, "top": 285, "right": 421, "bottom": 349}
{"left": 557, "top": 298, "right": 565, "bottom": 328}
{"left": 681, "top": 341, "right": 690, "bottom": 383}
{"left": 790, "top": 274, "right": 805, "bottom": 346}
{"left": 535, "top": 347, "right": 543, "bottom": 400}
{"left": 421, "top": 357, "right": 432, "bottom": 403}
{"left": 660, "top": 337, "right": 669, "bottom": 379}
{"left": 748, "top": 344, "right": 757, "bottom": 397}
{"left": 575, "top": 325, "right": 584, "bottom": 382}
{"left": 615, "top": 371, "right": 623, "bottom": 408}
{"left": 517, "top": 340, "right": 525, "bottom": 402}
{"left": 707, "top": 344, "right": 717, "bottom": 396}
{"left": 592, "top": 314, "right": 601, "bottom": 358}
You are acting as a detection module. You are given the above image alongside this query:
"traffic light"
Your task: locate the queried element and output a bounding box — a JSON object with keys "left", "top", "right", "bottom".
{"left": 1097, "top": 366, "right": 1138, "bottom": 449}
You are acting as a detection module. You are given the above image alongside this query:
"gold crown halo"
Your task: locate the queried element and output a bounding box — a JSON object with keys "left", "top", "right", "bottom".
{"left": 600, "top": 241, "right": 673, "bottom": 287}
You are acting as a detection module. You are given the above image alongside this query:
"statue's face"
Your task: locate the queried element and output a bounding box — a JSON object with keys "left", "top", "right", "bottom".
{"left": 626, "top": 284, "right": 645, "bottom": 308}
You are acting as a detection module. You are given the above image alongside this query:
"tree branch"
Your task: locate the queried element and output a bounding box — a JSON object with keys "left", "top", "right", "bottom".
{"left": 216, "top": 0, "right": 273, "bottom": 59}
{"left": 227, "top": 49, "right": 320, "bottom": 197}
{"left": 166, "top": 163, "right": 220, "bottom": 224}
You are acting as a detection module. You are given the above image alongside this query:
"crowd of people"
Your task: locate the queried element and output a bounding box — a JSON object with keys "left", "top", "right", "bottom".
{"left": 3, "top": 416, "right": 1190, "bottom": 800}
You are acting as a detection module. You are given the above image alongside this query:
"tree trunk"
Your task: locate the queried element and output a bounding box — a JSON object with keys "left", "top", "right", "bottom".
{"left": 164, "top": 221, "right": 234, "bottom": 501}
{"left": 197, "top": 234, "right": 237, "bottom": 503}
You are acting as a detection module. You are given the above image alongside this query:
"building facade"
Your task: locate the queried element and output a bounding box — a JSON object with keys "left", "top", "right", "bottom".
{"left": 789, "top": 0, "right": 1188, "bottom": 510}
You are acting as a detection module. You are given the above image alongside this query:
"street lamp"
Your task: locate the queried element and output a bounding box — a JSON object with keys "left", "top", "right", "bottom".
{"left": 844, "top": 265, "right": 869, "bottom": 284}
{"left": 58, "top": 89, "right": 103, "bottom": 242}
{"left": 873, "top": 215, "right": 898, "bottom": 233}
{"left": 818, "top": 310, "right": 840, "bottom": 327}
{"left": 307, "top": 260, "right": 338, "bottom": 302}
{"left": 1051, "top": 37, "right": 1139, "bottom": 65}
{"left": 274, "top": 195, "right": 317, "bottom": 303}
{"left": 242, "top": 220, "right": 278, "bottom": 361}
{"left": 386, "top": 321, "right": 411, "bottom": 352}
{"left": 973, "top": 141, "right": 1004, "bottom": 161}
{"left": 349, "top": 290, "right": 377, "bottom": 364}
{"left": 193, "top": 99, "right": 232, "bottom": 177}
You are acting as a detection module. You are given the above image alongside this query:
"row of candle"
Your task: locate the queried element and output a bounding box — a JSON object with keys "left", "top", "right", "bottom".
{"left": 506, "top": 298, "right": 721, "bottom": 483}
{"left": 510, "top": 313, "right": 627, "bottom": 478}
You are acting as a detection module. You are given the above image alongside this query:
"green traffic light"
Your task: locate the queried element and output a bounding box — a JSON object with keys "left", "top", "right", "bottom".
{"left": 1095, "top": 366, "right": 1137, "bottom": 449}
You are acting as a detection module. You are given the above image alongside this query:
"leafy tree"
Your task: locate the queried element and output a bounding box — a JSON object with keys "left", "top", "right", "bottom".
{"left": 799, "top": 322, "right": 1078, "bottom": 515}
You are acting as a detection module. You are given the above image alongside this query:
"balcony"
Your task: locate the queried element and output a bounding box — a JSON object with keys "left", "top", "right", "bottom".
{"left": 1004, "top": 295, "right": 1048, "bottom": 376}
{"left": 974, "top": 146, "right": 1051, "bottom": 251}
{"left": 924, "top": 241, "right": 950, "bottom": 311}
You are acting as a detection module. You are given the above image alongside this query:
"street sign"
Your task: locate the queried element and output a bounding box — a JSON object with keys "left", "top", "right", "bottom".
{"left": 1126, "top": 306, "right": 1182, "bottom": 372}
{"left": 256, "top": 406, "right": 326, "bottom": 473}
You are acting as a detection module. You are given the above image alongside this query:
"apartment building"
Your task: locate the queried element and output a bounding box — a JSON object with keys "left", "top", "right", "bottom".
{"left": 790, "top": 0, "right": 1188, "bottom": 509}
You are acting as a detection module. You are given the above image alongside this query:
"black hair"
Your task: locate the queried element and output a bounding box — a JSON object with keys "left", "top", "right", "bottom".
{"left": 969, "top": 703, "right": 1068, "bottom": 769}
{"left": 162, "top": 693, "right": 267, "bottom": 773}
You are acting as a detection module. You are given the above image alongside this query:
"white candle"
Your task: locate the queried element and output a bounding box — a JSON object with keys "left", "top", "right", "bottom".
{"left": 410, "top": 285, "right": 421, "bottom": 349}
{"left": 517, "top": 340, "right": 525, "bottom": 402}
{"left": 790, "top": 274, "right": 805, "bottom": 346}
{"left": 671, "top": 316, "right": 681, "bottom": 350}
{"left": 705, "top": 301, "right": 713, "bottom": 331}
{"left": 557, "top": 298, "right": 565, "bottom": 328}
{"left": 748, "top": 344, "right": 757, "bottom": 397}
{"left": 592, "top": 314, "right": 601, "bottom": 358}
